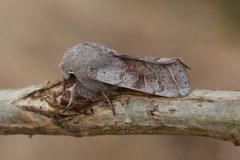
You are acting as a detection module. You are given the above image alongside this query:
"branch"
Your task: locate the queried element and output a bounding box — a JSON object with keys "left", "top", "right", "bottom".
{"left": 1, "top": 81, "right": 240, "bottom": 145}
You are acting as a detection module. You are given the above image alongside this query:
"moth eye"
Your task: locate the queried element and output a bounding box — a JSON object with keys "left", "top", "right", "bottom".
{"left": 69, "top": 70, "right": 75, "bottom": 74}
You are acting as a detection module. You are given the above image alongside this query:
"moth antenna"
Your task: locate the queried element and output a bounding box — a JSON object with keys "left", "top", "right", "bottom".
{"left": 101, "top": 91, "right": 116, "bottom": 115}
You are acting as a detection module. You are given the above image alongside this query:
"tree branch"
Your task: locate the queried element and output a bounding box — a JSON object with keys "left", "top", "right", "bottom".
{"left": 0, "top": 81, "right": 240, "bottom": 145}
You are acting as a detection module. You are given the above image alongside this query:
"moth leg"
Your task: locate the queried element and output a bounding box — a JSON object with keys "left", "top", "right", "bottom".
{"left": 101, "top": 91, "right": 116, "bottom": 115}
{"left": 63, "top": 83, "right": 94, "bottom": 115}
{"left": 64, "top": 84, "right": 76, "bottom": 111}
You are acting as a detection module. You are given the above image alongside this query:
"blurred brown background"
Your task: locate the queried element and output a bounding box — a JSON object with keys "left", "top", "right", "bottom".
{"left": 0, "top": 0, "right": 240, "bottom": 159}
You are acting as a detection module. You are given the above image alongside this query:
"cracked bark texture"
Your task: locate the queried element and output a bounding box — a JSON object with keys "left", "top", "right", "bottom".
{"left": 0, "top": 81, "right": 240, "bottom": 145}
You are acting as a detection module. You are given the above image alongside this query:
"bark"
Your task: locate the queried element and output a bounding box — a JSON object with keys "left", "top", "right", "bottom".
{"left": 0, "top": 81, "right": 240, "bottom": 145}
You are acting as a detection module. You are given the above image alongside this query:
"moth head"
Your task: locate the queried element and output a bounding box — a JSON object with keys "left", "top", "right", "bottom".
{"left": 60, "top": 62, "right": 73, "bottom": 79}
{"left": 60, "top": 61, "right": 77, "bottom": 89}
{"left": 60, "top": 64, "right": 77, "bottom": 91}
{"left": 60, "top": 45, "right": 79, "bottom": 79}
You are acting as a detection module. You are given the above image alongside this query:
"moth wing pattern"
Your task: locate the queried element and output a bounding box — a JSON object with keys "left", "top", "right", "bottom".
{"left": 109, "top": 51, "right": 190, "bottom": 68}
{"left": 95, "top": 54, "right": 191, "bottom": 97}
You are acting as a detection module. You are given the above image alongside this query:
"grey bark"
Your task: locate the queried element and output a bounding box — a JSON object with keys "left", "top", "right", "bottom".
{"left": 0, "top": 81, "right": 240, "bottom": 145}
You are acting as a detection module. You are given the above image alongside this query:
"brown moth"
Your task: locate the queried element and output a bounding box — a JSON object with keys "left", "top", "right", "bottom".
{"left": 60, "top": 42, "right": 192, "bottom": 109}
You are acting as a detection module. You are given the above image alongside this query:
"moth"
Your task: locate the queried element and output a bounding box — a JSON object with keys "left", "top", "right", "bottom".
{"left": 60, "top": 42, "right": 192, "bottom": 110}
